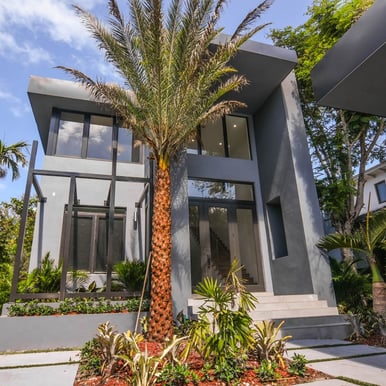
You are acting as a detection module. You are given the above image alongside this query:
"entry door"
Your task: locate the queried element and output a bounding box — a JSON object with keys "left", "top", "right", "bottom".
{"left": 189, "top": 201, "right": 264, "bottom": 290}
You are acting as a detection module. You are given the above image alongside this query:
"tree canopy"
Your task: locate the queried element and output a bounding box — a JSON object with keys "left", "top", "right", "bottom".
{"left": 270, "top": 0, "right": 386, "bottom": 241}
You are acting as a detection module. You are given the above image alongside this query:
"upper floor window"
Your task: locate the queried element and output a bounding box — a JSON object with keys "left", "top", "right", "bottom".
{"left": 187, "top": 115, "right": 251, "bottom": 160}
{"left": 53, "top": 110, "right": 142, "bottom": 163}
{"left": 375, "top": 181, "right": 386, "bottom": 203}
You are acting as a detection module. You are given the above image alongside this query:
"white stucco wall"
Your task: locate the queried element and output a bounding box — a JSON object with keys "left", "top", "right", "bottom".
{"left": 30, "top": 155, "right": 146, "bottom": 270}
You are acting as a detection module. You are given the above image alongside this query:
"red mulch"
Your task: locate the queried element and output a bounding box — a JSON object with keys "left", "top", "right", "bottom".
{"left": 74, "top": 341, "right": 332, "bottom": 386}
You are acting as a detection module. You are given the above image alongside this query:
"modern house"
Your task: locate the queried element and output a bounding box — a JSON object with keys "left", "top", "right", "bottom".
{"left": 10, "top": 37, "right": 346, "bottom": 339}
{"left": 358, "top": 162, "right": 386, "bottom": 215}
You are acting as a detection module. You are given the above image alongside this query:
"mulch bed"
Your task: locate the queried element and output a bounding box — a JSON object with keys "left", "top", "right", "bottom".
{"left": 74, "top": 341, "right": 332, "bottom": 386}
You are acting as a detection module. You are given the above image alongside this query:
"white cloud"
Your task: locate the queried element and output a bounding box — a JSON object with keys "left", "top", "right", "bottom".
{"left": 0, "top": 31, "right": 53, "bottom": 65}
{"left": 0, "top": 88, "right": 30, "bottom": 118}
{"left": 0, "top": 0, "right": 105, "bottom": 64}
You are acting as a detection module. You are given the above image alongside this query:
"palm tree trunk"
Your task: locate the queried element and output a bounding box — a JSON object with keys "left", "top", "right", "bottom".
{"left": 373, "top": 282, "right": 386, "bottom": 318}
{"left": 147, "top": 162, "right": 174, "bottom": 341}
{"left": 370, "top": 257, "right": 386, "bottom": 318}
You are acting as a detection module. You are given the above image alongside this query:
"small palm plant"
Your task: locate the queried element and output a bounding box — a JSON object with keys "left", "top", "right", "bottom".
{"left": 318, "top": 206, "right": 386, "bottom": 317}
{"left": 113, "top": 259, "right": 146, "bottom": 292}
{"left": 0, "top": 140, "right": 28, "bottom": 180}
{"left": 185, "top": 260, "right": 256, "bottom": 377}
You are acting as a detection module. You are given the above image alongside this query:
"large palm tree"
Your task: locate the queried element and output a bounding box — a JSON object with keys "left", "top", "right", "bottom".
{"left": 318, "top": 207, "right": 386, "bottom": 318}
{"left": 0, "top": 140, "right": 28, "bottom": 180}
{"left": 58, "top": 0, "right": 271, "bottom": 341}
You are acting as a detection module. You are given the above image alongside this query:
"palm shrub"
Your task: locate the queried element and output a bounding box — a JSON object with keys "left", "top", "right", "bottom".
{"left": 18, "top": 253, "right": 62, "bottom": 293}
{"left": 185, "top": 260, "right": 256, "bottom": 380}
{"left": 0, "top": 140, "right": 28, "bottom": 180}
{"left": 58, "top": 0, "right": 272, "bottom": 341}
{"left": 318, "top": 207, "right": 386, "bottom": 317}
{"left": 329, "top": 257, "right": 372, "bottom": 313}
{"left": 113, "top": 259, "right": 146, "bottom": 292}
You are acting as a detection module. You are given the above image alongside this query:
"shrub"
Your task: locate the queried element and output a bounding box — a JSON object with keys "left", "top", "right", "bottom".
{"left": 253, "top": 320, "right": 291, "bottom": 368}
{"left": 185, "top": 260, "right": 256, "bottom": 378}
{"left": 18, "top": 253, "right": 61, "bottom": 293}
{"left": 288, "top": 353, "right": 307, "bottom": 377}
{"left": 113, "top": 259, "right": 146, "bottom": 292}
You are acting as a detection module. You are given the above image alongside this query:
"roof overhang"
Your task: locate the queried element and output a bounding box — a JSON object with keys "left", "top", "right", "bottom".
{"left": 311, "top": 0, "right": 386, "bottom": 117}
{"left": 28, "top": 37, "right": 297, "bottom": 152}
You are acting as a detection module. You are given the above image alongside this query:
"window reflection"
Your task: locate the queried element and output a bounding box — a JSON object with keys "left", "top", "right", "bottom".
{"left": 188, "top": 180, "right": 254, "bottom": 201}
{"left": 56, "top": 112, "right": 83, "bottom": 157}
{"left": 54, "top": 111, "right": 142, "bottom": 163}
{"left": 87, "top": 115, "right": 113, "bottom": 160}
{"left": 188, "top": 115, "right": 251, "bottom": 160}
{"left": 117, "top": 127, "right": 141, "bottom": 163}
{"left": 201, "top": 120, "right": 225, "bottom": 157}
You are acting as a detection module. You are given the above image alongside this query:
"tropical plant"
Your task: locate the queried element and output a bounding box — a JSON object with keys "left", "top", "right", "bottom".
{"left": 0, "top": 197, "right": 37, "bottom": 309}
{"left": 0, "top": 140, "right": 28, "bottom": 180}
{"left": 95, "top": 321, "right": 128, "bottom": 378}
{"left": 113, "top": 259, "right": 146, "bottom": 292}
{"left": 256, "top": 359, "right": 279, "bottom": 382}
{"left": 288, "top": 353, "right": 307, "bottom": 377}
{"left": 185, "top": 260, "right": 256, "bottom": 369}
{"left": 253, "top": 320, "right": 291, "bottom": 369}
{"left": 158, "top": 362, "right": 199, "bottom": 386}
{"left": 18, "top": 253, "right": 62, "bottom": 293}
{"left": 318, "top": 207, "right": 386, "bottom": 317}
{"left": 119, "top": 332, "right": 186, "bottom": 386}
{"left": 329, "top": 257, "right": 372, "bottom": 313}
{"left": 58, "top": 0, "right": 271, "bottom": 341}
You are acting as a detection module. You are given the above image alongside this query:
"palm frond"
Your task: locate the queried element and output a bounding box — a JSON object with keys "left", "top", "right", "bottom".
{"left": 0, "top": 140, "right": 29, "bottom": 180}
{"left": 231, "top": 0, "right": 273, "bottom": 40}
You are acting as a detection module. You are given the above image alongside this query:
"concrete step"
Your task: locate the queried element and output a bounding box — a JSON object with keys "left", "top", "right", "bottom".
{"left": 277, "top": 315, "right": 353, "bottom": 340}
{"left": 250, "top": 306, "right": 339, "bottom": 321}
{"left": 251, "top": 293, "right": 319, "bottom": 303}
{"left": 252, "top": 300, "right": 330, "bottom": 312}
{"left": 188, "top": 292, "right": 350, "bottom": 340}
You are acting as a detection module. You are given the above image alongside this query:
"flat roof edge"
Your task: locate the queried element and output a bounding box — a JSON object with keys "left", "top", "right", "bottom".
{"left": 311, "top": 0, "right": 386, "bottom": 102}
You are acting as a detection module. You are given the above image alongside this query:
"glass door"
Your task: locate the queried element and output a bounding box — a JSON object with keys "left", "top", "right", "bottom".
{"left": 189, "top": 201, "right": 264, "bottom": 290}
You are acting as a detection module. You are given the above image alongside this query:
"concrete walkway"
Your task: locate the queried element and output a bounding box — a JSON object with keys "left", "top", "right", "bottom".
{"left": 288, "top": 339, "right": 386, "bottom": 386}
{"left": 0, "top": 350, "right": 80, "bottom": 386}
{"left": 0, "top": 340, "right": 385, "bottom": 385}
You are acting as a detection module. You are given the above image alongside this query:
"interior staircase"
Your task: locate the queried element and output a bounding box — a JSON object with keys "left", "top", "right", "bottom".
{"left": 188, "top": 292, "right": 352, "bottom": 340}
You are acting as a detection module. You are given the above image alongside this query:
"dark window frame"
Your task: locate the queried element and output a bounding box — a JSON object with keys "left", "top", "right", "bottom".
{"left": 190, "top": 114, "right": 252, "bottom": 160}
{"left": 48, "top": 108, "right": 142, "bottom": 163}
{"left": 61, "top": 205, "right": 126, "bottom": 273}
{"left": 375, "top": 180, "right": 386, "bottom": 203}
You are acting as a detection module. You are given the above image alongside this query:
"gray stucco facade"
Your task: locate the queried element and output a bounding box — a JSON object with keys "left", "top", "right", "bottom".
{"left": 23, "top": 37, "right": 335, "bottom": 315}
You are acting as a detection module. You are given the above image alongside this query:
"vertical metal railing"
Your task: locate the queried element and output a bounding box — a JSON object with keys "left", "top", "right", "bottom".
{"left": 10, "top": 141, "right": 39, "bottom": 301}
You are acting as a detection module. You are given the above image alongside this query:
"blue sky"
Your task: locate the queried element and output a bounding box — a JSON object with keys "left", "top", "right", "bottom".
{"left": 0, "top": 0, "right": 313, "bottom": 203}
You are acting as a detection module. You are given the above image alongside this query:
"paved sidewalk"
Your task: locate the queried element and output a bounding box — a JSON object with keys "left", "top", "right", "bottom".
{"left": 288, "top": 339, "right": 386, "bottom": 386}
{"left": 0, "top": 350, "right": 79, "bottom": 386}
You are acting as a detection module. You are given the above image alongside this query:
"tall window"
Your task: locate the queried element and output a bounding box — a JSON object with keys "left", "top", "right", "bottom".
{"left": 188, "top": 115, "right": 251, "bottom": 160}
{"left": 87, "top": 115, "right": 113, "bottom": 160}
{"left": 375, "top": 181, "right": 386, "bottom": 203}
{"left": 267, "top": 197, "right": 288, "bottom": 259}
{"left": 63, "top": 206, "right": 126, "bottom": 273}
{"left": 56, "top": 112, "right": 84, "bottom": 157}
{"left": 53, "top": 110, "right": 142, "bottom": 163}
